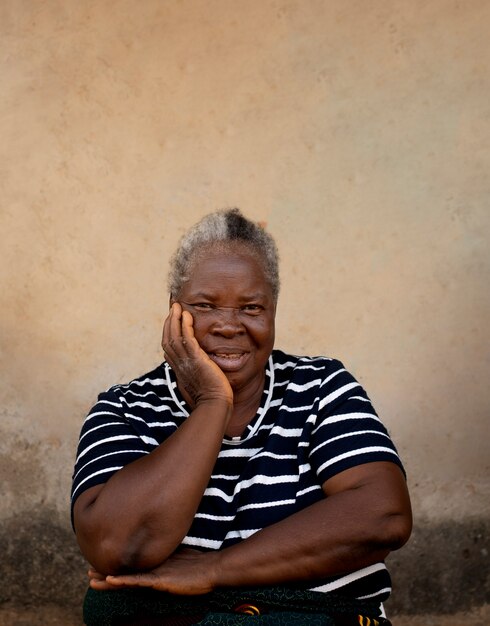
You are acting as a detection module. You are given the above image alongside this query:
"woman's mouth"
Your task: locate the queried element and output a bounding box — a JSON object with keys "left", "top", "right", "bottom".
{"left": 208, "top": 352, "right": 249, "bottom": 371}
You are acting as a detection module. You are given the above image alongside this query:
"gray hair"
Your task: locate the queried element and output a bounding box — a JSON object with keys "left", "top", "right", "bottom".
{"left": 168, "top": 208, "right": 280, "bottom": 301}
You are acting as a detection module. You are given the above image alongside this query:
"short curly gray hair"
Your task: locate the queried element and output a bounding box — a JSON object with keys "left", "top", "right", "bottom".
{"left": 168, "top": 208, "right": 280, "bottom": 302}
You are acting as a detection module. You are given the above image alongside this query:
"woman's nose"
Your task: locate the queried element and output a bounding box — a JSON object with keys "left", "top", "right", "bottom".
{"left": 211, "top": 308, "right": 245, "bottom": 335}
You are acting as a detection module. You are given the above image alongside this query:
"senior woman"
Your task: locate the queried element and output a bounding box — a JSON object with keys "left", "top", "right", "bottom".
{"left": 71, "top": 209, "right": 411, "bottom": 626}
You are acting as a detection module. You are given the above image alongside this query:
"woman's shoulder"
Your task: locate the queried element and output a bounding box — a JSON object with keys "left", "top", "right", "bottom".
{"left": 272, "top": 349, "right": 344, "bottom": 373}
{"left": 271, "top": 349, "right": 361, "bottom": 398}
{"left": 84, "top": 360, "right": 184, "bottom": 435}
{"left": 97, "top": 361, "right": 170, "bottom": 403}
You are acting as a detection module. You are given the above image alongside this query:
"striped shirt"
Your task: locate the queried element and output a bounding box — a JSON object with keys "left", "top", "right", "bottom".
{"left": 71, "top": 349, "right": 404, "bottom": 601}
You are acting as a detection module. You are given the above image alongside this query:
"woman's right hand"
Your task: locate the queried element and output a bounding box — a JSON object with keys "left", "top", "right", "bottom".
{"left": 162, "top": 302, "right": 233, "bottom": 410}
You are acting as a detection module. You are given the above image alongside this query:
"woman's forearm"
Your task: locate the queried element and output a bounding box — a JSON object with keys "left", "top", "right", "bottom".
{"left": 213, "top": 494, "right": 395, "bottom": 587}
{"left": 74, "top": 397, "right": 232, "bottom": 574}
{"left": 212, "top": 463, "right": 411, "bottom": 588}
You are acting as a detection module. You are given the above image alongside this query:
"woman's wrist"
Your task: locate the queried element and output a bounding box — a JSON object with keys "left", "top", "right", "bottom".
{"left": 204, "top": 549, "right": 226, "bottom": 590}
{"left": 195, "top": 395, "right": 234, "bottom": 418}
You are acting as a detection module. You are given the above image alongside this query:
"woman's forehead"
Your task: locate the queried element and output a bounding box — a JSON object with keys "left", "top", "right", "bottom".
{"left": 184, "top": 248, "right": 272, "bottom": 295}
{"left": 190, "top": 244, "right": 264, "bottom": 273}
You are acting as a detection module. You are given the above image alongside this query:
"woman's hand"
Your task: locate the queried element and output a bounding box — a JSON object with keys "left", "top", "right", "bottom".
{"left": 89, "top": 548, "right": 221, "bottom": 596}
{"left": 162, "top": 303, "right": 233, "bottom": 409}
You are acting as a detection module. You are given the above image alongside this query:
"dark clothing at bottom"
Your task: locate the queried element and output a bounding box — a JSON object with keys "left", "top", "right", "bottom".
{"left": 83, "top": 587, "right": 391, "bottom": 626}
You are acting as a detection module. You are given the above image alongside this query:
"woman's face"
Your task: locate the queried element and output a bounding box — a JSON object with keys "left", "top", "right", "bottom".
{"left": 174, "top": 247, "right": 276, "bottom": 394}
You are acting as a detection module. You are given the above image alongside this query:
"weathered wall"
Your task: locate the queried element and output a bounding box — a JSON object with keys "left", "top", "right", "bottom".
{"left": 1, "top": 0, "right": 488, "bottom": 619}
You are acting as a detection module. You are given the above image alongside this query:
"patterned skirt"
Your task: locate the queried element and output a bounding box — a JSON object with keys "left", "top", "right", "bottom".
{"left": 82, "top": 586, "right": 391, "bottom": 626}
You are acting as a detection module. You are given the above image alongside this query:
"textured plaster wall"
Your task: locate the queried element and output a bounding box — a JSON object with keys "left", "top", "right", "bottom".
{"left": 1, "top": 0, "right": 489, "bottom": 617}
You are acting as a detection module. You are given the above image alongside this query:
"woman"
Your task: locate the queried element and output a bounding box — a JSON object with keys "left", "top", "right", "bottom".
{"left": 72, "top": 209, "right": 412, "bottom": 625}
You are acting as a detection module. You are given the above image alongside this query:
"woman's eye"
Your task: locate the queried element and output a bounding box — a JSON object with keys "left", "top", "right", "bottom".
{"left": 193, "top": 303, "right": 213, "bottom": 310}
{"left": 242, "top": 304, "right": 262, "bottom": 314}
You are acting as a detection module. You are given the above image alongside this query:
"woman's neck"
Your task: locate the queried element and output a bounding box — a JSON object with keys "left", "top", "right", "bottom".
{"left": 226, "top": 371, "right": 266, "bottom": 438}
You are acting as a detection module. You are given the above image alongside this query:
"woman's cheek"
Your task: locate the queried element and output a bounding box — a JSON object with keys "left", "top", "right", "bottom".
{"left": 191, "top": 319, "right": 207, "bottom": 347}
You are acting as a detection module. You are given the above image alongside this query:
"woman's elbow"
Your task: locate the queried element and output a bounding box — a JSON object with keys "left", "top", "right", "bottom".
{"left": 74, "top": 524, "right": 127, "bottom": 575}
{"left": 380, "top": 508, "right": 413, "bottom": 551}
{"left": 75, "top": 522, "right": 176, "bottom": 575}
{"left": 376, "top": 468, "right": 413, "bottom": 551}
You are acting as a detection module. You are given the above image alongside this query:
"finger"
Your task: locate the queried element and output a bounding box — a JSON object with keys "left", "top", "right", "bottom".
{"left": 169, "top": 302, "right": 183, "bottom": 340}
{"left": 181, "top": 310, "right": 200, "bottom": 351}
{"left": 181, "top": 309, "right": 194, "bottom": 332}
{"left": 162, "top": 303, "right": 178, "bottom": 348}
{"left": 89, "top": 577, "right": 119, "bottom": 591}
{"left": 162, "top": 304, "right": 184, "bottom": 362}
{"left": 167, "top": 303, "right": 191, "bottom": 358}
{"left": 105, "top": 573, "right": 160, "bottom": 590}
{"left": 162, "top": 309, "right": 171, "bottom": 350}
{"left": 87, "top": 568, "right": 105, "bottom": 581}
{"left": 162, "top": 319, "right": 175, "bottom": 366}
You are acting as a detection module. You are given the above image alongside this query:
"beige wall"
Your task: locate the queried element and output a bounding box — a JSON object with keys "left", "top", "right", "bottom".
{"left": 1, "top": 0, "right": 489, "bottom": 614}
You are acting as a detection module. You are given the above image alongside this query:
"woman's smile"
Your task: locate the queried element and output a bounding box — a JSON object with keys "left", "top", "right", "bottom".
{"left": 207, "top": 350, "right": 250, "bottom": 371}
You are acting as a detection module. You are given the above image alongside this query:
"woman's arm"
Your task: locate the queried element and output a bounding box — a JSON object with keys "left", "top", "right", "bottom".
{"left": 212, "top": 461, "right": 412, "bottom": 588}
{"left": 91, "top": 461, "right": 412, "bottom": 594}
{"left": 73, "top": 304, "right": 233, "bottom": 575}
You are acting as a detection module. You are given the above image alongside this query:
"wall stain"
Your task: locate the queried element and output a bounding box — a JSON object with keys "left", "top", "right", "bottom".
{"left": 0, "top": 510, "right": 86, "bottom": 620}
{"left": 386, "top": 519, "right": 490, "bottom": 614}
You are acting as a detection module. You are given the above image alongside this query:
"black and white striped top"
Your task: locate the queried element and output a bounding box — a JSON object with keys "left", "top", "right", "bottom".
{"left": 71, "top": 349, "right": 404, "bottom": 601}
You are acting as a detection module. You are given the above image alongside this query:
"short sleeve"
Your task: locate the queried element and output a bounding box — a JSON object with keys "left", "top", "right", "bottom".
{"left": 71, "top": 388, "right": 151, "bottom": 512}
{"left": 308, "top": 360, "right": 404, "bottom": 485}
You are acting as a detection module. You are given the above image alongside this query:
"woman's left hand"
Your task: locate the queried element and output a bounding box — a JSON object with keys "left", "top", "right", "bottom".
{"left": 88, "top": 548, "right": 221, "bottom": 596}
